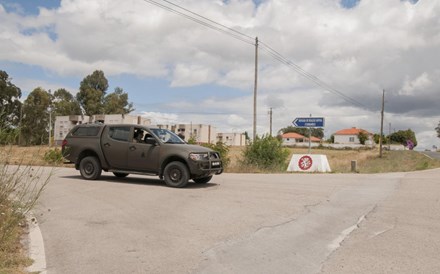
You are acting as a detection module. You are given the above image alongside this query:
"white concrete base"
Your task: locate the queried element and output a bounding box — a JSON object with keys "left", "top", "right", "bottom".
{"left": 287, "top": 154, "right": 331, "bottom": 172}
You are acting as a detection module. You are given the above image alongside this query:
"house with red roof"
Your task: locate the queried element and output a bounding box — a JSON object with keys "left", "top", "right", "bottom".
{"left": 333, "top": 127, "right": 373, "bottom": 145}
{"left": 281, "top": 132, "right": 305, "bottom": 146}
{"left": 281, "top": 132, "right": 321, "bottom": 146}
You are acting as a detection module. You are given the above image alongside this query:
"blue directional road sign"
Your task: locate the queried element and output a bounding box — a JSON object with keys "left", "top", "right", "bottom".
{"left": 292, "top": 117, "right": 325, "bottom": 128}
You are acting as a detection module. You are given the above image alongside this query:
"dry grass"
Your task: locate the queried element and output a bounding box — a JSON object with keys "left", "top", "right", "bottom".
{"left": 3, "top": 145, "right": 440, "bottom": 174}
{"left": 227, "top": 146, "right": 440, "bottom": 173}
{"left": 1, "top": 145, "right": 71, "bottom": 167}
{"left": 1, "top": 145, "right": 53, "bottom": 274}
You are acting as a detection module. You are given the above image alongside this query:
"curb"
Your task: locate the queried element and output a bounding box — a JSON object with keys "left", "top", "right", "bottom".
{"left": 27, "top": 214, "right": 47, "bottom": 274}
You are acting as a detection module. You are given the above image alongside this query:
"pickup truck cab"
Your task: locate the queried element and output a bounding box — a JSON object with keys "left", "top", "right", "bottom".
{"left": 62, "top": 124, "right": 223, "bottom": 188}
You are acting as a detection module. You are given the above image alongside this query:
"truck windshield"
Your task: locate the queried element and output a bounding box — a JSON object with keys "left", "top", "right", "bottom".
{"left": 150, "top": 128, "right": 185, "bottom": 144}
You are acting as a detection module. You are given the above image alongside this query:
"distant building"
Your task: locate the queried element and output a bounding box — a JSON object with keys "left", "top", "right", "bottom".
{"left": 281, "top": 132, "right": 305, "bottom": 146}
{"left": 217, "top": 133, "right": 246, "bottom": 146}
{"left": 333, "top": 127, "right": 373, "bottom": 145}
{"left": 155, "top": 123, "right": 217, "bottom": 144}
{"left": 53, "top": 114, "right": 151, "bottom": 145}
{"left": 281, "top": 132, "right": 321, "bottom": 146}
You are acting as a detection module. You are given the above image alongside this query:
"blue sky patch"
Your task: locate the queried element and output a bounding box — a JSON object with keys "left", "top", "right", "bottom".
{"left": 0, "top": 0, "right": 60, "bottom": 15}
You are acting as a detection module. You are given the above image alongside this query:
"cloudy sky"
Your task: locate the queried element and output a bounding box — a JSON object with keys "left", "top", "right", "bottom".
{"left": 1, "top": 0, "right": 439, "bottom": 149}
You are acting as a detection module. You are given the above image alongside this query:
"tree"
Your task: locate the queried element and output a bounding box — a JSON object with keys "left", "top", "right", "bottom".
{"left": 373, "top": 133, "right": 388, "bottom": 145}
{"left": 103, "top": 87, "right": 134, "bottom": 114}
{"left": 21, "top": 87, "right": 52, "bottom": 145}
{"left": 52, "top": 88, "right": 82, "bottom": 116}
{"left": 0, "top": 70, "right": 22, "bottom": 129}
{"left": 278, "top": 126, "right": 324, "bottom": 139}
{"left": 389, "top": 129, "right": 417, "bottom": 148}
{"left": 76, "top": 70, "right": 109, "bottom": 116}
{"left": 358, "top": 131, "right": 368, "bottom": 145}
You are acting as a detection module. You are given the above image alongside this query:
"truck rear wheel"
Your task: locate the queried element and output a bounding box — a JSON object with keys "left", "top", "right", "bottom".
{"left": 79, "top": 156, "right": 102, "bottom": 180}
{"left": 163, "top": 161, "right": 189, "bottom": 188}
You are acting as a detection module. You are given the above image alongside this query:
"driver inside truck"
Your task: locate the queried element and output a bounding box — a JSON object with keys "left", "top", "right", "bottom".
{"left": 133, "top": 129, "right": 144, "bottom": 143}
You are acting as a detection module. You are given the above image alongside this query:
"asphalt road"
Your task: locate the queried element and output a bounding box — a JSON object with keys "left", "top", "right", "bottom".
{"left": 33, "top": 168, "right": 440, "bottom": 273}
{"left": 421, "top": 150, "right": 440, "bottom": 160}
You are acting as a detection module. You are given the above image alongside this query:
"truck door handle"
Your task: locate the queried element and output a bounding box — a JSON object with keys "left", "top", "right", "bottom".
{"left": 104, "top": 143, "right": 110, "bottom": 147}
{"left": 129, "top": 146, "right": 136, "bottom": 151}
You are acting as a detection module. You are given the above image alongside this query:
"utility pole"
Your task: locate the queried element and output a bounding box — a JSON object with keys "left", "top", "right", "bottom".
{"left": 308, "top": 113, "right": 312, "bottom": 154}
{"left": 379, "top": 89, "right": 385, "bottom": 158}
{"left": 388, "top": 122, "right": 391, "bottom": 150}
{"left": 48, "top": 106, "right": 52, "bottom": 147}
{"left": 18, "top": 104, "right": 23, "bottom": 145}
{"left": 268, "top": 107, "right": 273, "bottom": 136}
{"left": 253, "top": 37, "right": 258, "bottom": 141}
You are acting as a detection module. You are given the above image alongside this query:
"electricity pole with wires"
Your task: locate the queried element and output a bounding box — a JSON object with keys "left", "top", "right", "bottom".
{"left": 268, "top": 107, "right": 273, "bottom": 136}
{"left": 253, "top": 37, "right": 258, "bottom": 141}
{"left": 379, "top": 89, "right": 385, "bottom": 158}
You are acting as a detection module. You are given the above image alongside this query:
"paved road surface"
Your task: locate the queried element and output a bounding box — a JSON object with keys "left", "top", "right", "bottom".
{"left": 421, "top": 150, "right": 440, "bottom": 160}
{"left": 33, "top": 168, "right": 440, "bottom": 273}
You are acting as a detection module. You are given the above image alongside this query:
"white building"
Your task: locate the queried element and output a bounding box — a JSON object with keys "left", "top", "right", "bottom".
{"left": 155, "top": 124, "right": 217, "bottom": 144}
{"left": 333, "top": 127, "right": 374, "bottom": 145}
{"left": 217, "top": 133, "right": 246, "bottom": 146}
{"left": 281, "top": 132, "right": 306, "bottom": 146}
{"left": 54, "top": 114, "right": 150, "bottom": 145}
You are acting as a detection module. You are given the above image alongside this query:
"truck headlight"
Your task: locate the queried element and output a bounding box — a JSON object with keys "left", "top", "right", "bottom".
{"left": 189, "top": 153, "right": 208, "bottom": 161}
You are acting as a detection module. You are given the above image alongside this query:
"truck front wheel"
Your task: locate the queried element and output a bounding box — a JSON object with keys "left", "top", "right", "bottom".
{"left": 163, "top": 161, "right": 189, "bottom": 188}
{"left": 193, "top": 176, "right": 213, "bottom": 184}
{"left": 79, "top": 156, "right": 102, "bottom": 180}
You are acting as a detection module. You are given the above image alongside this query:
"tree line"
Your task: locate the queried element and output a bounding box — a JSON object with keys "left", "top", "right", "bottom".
{"left": 0, "top": 70, "right": 133, "bottom": 145}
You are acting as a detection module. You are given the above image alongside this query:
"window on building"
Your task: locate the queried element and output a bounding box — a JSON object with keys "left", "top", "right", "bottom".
{"left": 349, "top": 137, "right": 355, "bottom": 142}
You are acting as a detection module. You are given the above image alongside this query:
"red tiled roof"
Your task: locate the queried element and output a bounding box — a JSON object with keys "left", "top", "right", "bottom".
{"left": 282, "top": 132, "right": 305, "bottom": 139}
{"left": 305, "top": 136, "right": 321, "bottom": 142}
{"left": 334, "top": 127, "right": 371, "bottom": 135}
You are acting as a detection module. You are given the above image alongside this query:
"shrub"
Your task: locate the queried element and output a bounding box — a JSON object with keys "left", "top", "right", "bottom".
{"left": 201, "top": 141, "right": 230, "bottom": 168}
{"left": 241, "top": 135, "right": 290, "bottom": 172}
{"left": 43, "top": 148, "right": 64, "bottom": 165}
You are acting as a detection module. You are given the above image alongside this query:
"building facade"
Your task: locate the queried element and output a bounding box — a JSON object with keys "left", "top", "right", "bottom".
{"left": 333, "top": 127, "right": 374, "bottom": 145}
{"left": 281, "top": 132, "right": 305, "bottom": 146}
{"left": 155, "top": 123, "right": 217, "bottom": 144}
{"left": 217, "top": 133, "right": 246, "bottom": 146}
{"left": 54, "top": 114, "right": 151, "bottom": 145}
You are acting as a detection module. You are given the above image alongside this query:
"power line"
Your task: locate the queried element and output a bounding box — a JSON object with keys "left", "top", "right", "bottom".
{"left": 159, "top": 0, "right": 255, "bottom": 40}
{"left": 141, "top": 0, "right": 371, "bottom": 110}
{"left": 141, "top": 0, "right": 255, "bottom": 46}
{"left": 259, "top": 41, "right": 368, "bottom": 109}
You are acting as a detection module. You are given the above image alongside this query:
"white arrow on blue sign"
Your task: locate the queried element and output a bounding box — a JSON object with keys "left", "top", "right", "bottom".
{"left": 292, "top": 117, "right": 325, "bottom": 128}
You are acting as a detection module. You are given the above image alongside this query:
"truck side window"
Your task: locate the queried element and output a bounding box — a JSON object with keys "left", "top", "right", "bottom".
{"left": 72, "top": 126, "right": 100, "bottom": 136}
{"left": 108, "top": 126, "right": 130, "bottom": 142}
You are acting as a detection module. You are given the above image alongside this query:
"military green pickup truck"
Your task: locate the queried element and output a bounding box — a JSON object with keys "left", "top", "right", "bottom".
{"left": 62, "top": 124, "right": 223, "bottom": 188}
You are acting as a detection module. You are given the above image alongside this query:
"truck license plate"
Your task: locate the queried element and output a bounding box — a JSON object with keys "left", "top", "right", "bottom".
{"left": 211, "top": 161, "right": 220, "bottom": 167}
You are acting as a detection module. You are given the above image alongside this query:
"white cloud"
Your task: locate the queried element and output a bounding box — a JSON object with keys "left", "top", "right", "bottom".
{"left": 1, "top": 0, "right": 440, "bottom": 148}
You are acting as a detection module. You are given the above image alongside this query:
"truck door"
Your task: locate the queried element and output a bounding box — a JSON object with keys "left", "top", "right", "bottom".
{"left": 127, "top": 128, "right": 161, "bottom": 172}
{"left": 101, "top": 125, "right": 130, "bottom": 169}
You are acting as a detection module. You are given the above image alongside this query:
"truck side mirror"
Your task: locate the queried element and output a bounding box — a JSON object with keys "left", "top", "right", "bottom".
{"left": 145, "top": 137, "right": 157, "bottom": 146}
